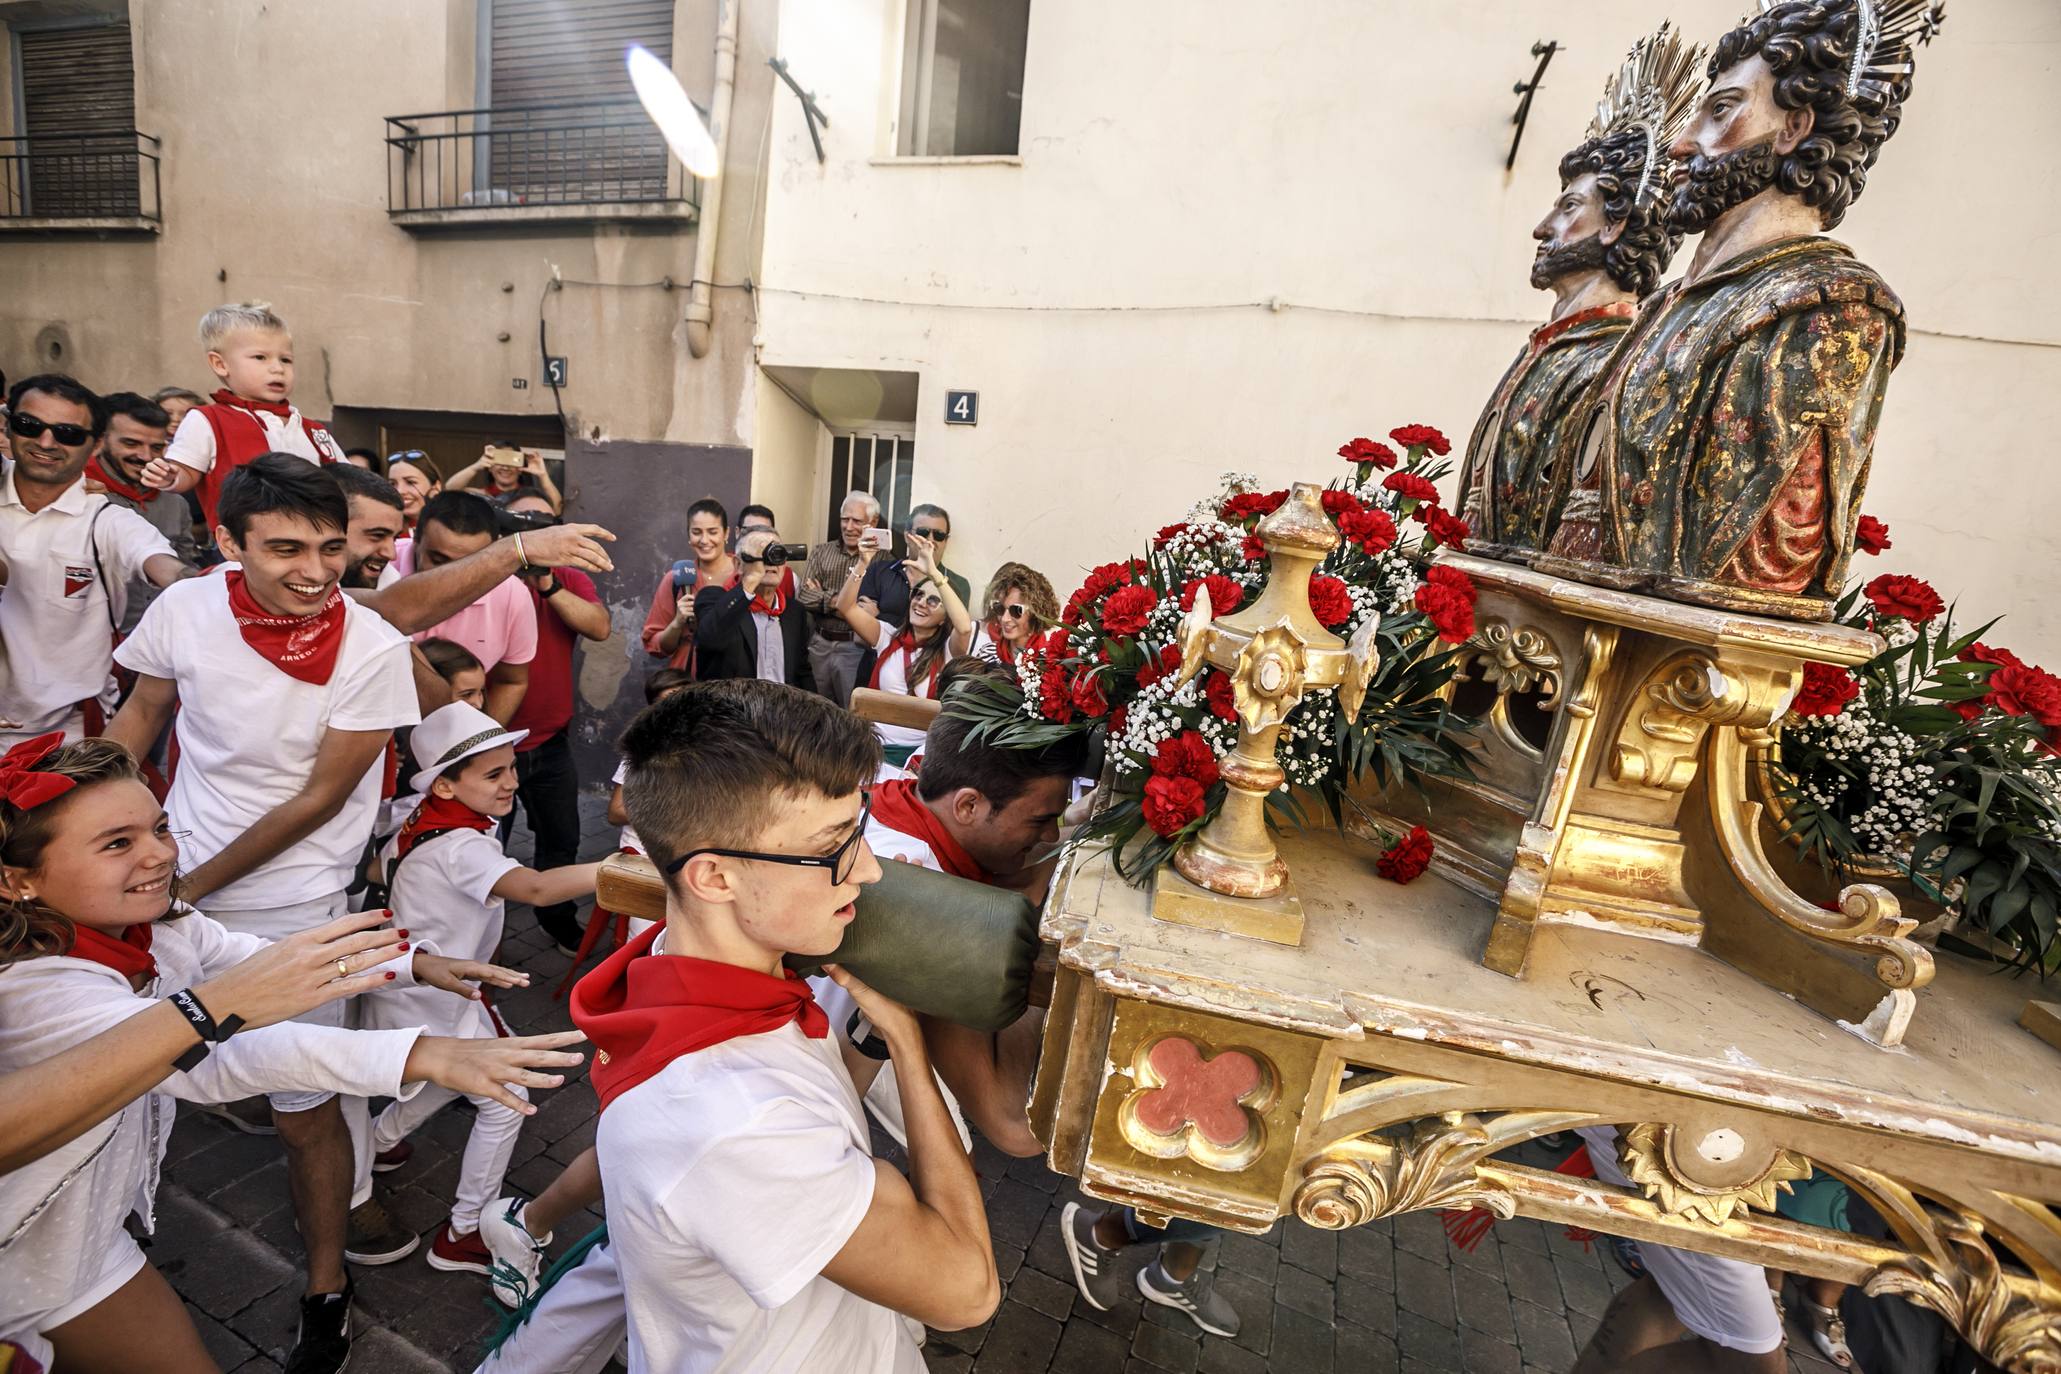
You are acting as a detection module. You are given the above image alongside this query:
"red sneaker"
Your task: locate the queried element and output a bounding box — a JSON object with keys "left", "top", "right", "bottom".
{"left": 426, "top": 1223, "right": 492, "bottom": 1276}
{"left": 372, "top": 1139, "right": 414, "bottom": 1173}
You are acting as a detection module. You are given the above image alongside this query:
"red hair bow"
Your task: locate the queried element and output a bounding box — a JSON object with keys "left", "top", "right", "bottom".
{"left": 0, "top": 733, "right": 76, "bottom": 811}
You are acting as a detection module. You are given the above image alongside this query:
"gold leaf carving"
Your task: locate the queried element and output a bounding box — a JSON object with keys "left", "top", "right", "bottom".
{"left": 1467, "top": 617, "right": 1565, "bottom": 705}
{"left": 1864, "top": 1211, "right": 2061, "bottom": 1374}
{"left": 1618, "top": 1121, "right": 1812, "bottom": 1226}
{"left": 1293, "top": 1114, "right": 1517, "bottom": 1231}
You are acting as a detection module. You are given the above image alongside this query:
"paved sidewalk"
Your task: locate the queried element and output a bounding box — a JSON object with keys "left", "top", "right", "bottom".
{"left": 156, "top": 789, "right": 1854, "bottom": 1373}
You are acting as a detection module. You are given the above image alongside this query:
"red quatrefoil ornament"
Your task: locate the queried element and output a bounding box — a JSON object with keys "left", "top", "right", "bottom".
{"left": 1133, "top": 1037, "right": 1264, "bottom": 1149}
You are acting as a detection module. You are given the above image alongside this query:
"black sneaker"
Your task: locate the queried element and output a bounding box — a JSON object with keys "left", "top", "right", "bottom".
{"left": 283, "top": 1280, "right": 351, "bottom": 1374}
{"left": 344, "top": 1198, "right": 419, "bottom": 1266}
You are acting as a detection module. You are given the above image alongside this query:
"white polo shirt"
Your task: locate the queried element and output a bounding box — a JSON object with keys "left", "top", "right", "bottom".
{"left": 0, "top": 471, "right": 173, "bottom": 736}
{"left": 164, "top": 404, "right": 346, "bottom": 474}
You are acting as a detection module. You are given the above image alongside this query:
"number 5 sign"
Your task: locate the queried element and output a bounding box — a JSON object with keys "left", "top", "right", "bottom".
{"left": 944, "top": 390, "right": 978, "bottom": 426}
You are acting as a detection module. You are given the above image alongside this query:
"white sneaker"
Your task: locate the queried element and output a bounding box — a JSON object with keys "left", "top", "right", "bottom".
{"left": 479, "top": 1196, "right": 551, "bottom": 1309}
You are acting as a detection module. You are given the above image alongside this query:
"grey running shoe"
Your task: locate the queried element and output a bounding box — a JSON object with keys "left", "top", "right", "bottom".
{"left": 1137, "top": 1258, "right": 1242, "bottom": 1338}
{"left": 1059, "top": 1201, "right": 1126, "bottom": 1312}
{"left": 344, "top": 1197, "right": 419, "bottom": 1266}
{"left": 480, "top": 1196, "right": 550, "bottom": 1309}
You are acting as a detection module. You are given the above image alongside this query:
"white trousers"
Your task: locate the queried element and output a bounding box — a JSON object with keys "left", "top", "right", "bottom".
{"left": 374, "top": 1081, "right": 528, "bottom": 1234}
{"left": 1577, "top": 1127, "right": 1785, "bottom": 1354}
{"left": 475, "top": 1237, "right": 625, "bottom": 1374}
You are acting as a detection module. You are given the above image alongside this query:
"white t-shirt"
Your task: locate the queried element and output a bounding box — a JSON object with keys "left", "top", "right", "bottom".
{"left": 599, "top": 934, "right": 924, "bottom": 1374}
{"left": 0, "top": 472, "right": 173, "bottom": 731}
{"left": 865, "top": 814, "right": 943, "bottom": 872}
{"left": 860, "top": 623, "right": 944, "bottom": 749}
{"left": 613, "top": 759, "right": 644, "bottom": 855}
{"left": 364, "top": 825, "right": 521, "bottom": 1038}
{"left": 164, "top": 404, "right": 345, "bottom": 474}
{"left": 115, "top": 573, "right": 421, "bottom": 912}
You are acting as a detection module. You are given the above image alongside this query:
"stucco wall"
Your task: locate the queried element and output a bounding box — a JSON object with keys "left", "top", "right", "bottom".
{"left": 750, "top": 368, "right": 826, "bottom": 539}
{"left": 753, "top": 0, "right": 2061, "bottom": 660}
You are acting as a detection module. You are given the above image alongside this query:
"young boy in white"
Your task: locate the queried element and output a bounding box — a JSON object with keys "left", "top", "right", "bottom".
{"left": 0, "top": 734, "right": 585, "bottom": 1374}
{"left": 366, "top": 701, "right": 600, "bottom": 1278}
{"left": 573, "top": 679, "right": 998, "bottom": 1373}
{"left": 105, "top": 455, "right": 427, "bottom": 1357}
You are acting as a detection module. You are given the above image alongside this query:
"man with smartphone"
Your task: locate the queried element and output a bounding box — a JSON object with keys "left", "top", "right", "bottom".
{"left": 796, "top": 490, "right": 880, "bottom": 708}
{"left": 853, "top": 503, "right": 971, "bottom": 689}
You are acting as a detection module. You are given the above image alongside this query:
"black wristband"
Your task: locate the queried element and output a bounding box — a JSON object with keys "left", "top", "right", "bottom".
{"left": 167, "top": 987, "right": 247, "bottom": 1072}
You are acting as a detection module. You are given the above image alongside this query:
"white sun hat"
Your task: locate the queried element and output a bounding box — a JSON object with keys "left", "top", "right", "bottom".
{"left": 409, "top": 701, "right": 528, "bottom": 797}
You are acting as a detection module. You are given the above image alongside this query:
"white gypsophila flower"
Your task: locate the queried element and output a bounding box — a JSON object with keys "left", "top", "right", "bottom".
{"left": 1881, "top": 619, "right": 1921, "bottom": 649}
{"left": 1186, "top": 472, "right": 1259, "bottom": 525}
{"left": 1785, "top": 698, "right": 1937, "bottom": 858}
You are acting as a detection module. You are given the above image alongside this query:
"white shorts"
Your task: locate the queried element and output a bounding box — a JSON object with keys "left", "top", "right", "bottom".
{"left": 39, "top": 1229, "right": 148, "bottom": 1335}
{"left": 1577, "top": 1127, "right": 1785, "bottom": 1355}
{"left": 203, "top": 891, "right": 350, "bottom": 1114}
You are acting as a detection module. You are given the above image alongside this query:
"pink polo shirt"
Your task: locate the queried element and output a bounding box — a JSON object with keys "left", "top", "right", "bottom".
{"left": 392, "top": 537, "right": 538, "bottom": 671}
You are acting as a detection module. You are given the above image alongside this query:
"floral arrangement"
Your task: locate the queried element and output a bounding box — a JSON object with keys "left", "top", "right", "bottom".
{"left": 949, "top": 426, "right": 1483, "bottom": 885}
{"left": 1770, "top": 522, "right": 2061, "bottom": 973}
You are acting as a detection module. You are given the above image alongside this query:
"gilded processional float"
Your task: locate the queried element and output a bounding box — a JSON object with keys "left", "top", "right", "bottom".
{"left": 597, "top": 0, "right": 2061, "bottom": 1366}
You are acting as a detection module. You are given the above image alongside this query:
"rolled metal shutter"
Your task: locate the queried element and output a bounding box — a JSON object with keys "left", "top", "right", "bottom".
{"left": 486, "top": 0, "right": 675, "bottom": 203}
{"left": 20, "top": 23, "right": 138, "bottom": 215}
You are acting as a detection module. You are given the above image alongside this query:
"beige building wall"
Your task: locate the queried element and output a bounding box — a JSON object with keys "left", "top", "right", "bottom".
{"left": 750, "top": 367, "right": 827, "bottom": 537}
{"left": 0, "top": 0, "right": 767, "bottom": 456}
{"left": 753, "top": 0, "right": 2061, "bottom": 660}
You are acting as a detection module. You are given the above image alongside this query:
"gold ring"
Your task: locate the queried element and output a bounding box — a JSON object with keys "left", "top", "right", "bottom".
{"left": 337, "top": 957, "right": 350, "bottom": 979}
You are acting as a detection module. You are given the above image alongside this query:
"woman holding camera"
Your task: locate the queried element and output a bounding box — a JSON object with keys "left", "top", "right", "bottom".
{"left": 836, "top": 530, "right": 974, "bottom": 767}
{"left": 688, "top": 528, "right": 815, "bottom": 689}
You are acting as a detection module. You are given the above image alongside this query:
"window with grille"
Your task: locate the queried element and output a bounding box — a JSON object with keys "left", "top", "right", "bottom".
{"left": 16, "top": 22, "right": 138, "bottom": 216}
{"left": 483, "top": 0, "right": 673, "bottom": 204}
{"left": 826, "top": 432, "right": 917, "bottom": 546}
{"left": 897, "top": 0, "right": 1030, "bottom": 157}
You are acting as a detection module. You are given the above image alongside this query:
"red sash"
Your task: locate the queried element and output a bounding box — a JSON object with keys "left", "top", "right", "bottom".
{"left": 866, "top": 629, "right": 943, "bottom": 698}
{"left": 571, "top": 923, "right": 828, "bottom": 1111}
{"left": 225, "top": 570, "right": 347, "bottom": 686}
{"left": 68, "top": 921, "right": 158, "bottom": 983}
{"left": 868, "top": 777, "right": 989, "bottom": 882}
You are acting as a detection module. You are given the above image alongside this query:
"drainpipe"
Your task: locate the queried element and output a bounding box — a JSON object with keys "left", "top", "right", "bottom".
{"left": 685, "top": 0, "right": 739, "bottom": 359}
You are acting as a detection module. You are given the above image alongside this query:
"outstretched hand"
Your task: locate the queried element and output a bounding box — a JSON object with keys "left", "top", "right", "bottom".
{"left": 404, "top": 1030, "right": 587, "bottom": 1114}
{"left": 191, "top": 909, "right": 408, "bottom": 1032}
{"left": 520, "top": 522, "right": 616, "bottom": 574}
{"left": 412, "top": 953, "right": 531, "bottom": 1001}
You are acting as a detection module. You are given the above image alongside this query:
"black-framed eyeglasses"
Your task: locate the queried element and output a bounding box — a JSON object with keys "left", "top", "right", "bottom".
{"left": 663, "top": 793, "right": 872, "bottom": 884}
{"left": 9, "top": 412, "right": 93, "bottom": 446}
{"left": 911, "top": 525, "right": 950, "bottom": 542}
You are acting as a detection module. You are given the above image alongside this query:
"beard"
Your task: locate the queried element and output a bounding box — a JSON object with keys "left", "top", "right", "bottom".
{"left": 1666, "top": 138, "right": 1781, "bottom": 234}
{"left": 1530, "top": 233, "right": 1609, "bottom": 290}
{"left": 343, "top": 555, "right": 384, "bottom": 590}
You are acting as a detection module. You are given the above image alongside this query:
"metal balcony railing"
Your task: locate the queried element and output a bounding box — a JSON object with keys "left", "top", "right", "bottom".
{"left": 383, "top": 100, "right": 702, "bottom": 220}
{"left": 0, "top": 129, "right": 161, "bottom": 224}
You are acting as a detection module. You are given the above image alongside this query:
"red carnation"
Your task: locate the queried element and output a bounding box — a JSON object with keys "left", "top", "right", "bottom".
{"left": 1854, "top": 515, "right": 1892, "bottom": 556}
{"left": 1321, "top": 488, "right": 1363, "bottom": 518}
{"left": 1151, "top": 730, "right": 1220, "bottom": 787}
{"left": 1220, "top": 490, "right": 1289, "bottom": 523}
{"left": 1142, "top": 774, "right": 1208, "bottom": 838}
{"left": 1069, "top": 666, "right": 1110, "bottom": 719}
{"left": 1422, "top": 506, "right": 1470, "bottom": 550}
{"left": 1376, "top": 825, "right": 1435, "bottom": 883}
{"left": 1240, "top": 534, "right": 1268, "bottom": 562}
{"left": 1308, "top": 574, "right": 1353, "bottom": 629}
{"left": 1136, "top": 644, "right": 1183, "bottom": 690}
{"left": 1791, "top": 662, "right": 1860, "bottom": 717}
{"left": 1863, "top": 574, "right": 1945, "bottom": 624}
{"left": 1337, "top": 506, "right": 1399, "bottom": 557}
{"left": 1960, "top": 643, "right": 2024, "bottom": 672}
{"left": 1100, "top": 584, "right": 1160, "bottom": 637}
{"left": 1180, "top": 574, "right": 1244, "bottom": 618}
{"left": 1383, "top": 471, "right": 1440, "bottom": 504}
{"left": 1988, "top": 662, "right": 2061, "bottom": 729}
{"left": 1414, "top": 564, "right": 1477, "bottom": 643}
{"left": 1153, "top": 522, "right": 1191, "bottom": 548}
{"left": 1206, "top": 670, "right": 1238, "bottom": 721}
{"left": 1949, "top": 700, "right": 1984, "bottom": 722}
{"left": 1389, "top": 424, "right": 1452, "bottom": 457}
{"left": 1035, "top": 670, "right": 1075, "bottom": 724}
{"left": 1339, "top": 436, "right": 1400, "bottom": 469}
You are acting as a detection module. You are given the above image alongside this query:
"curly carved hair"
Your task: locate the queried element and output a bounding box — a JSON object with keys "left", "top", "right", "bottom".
{"left": 1708, "top": 0, "right": 1915, "bottom": 230}
{"left": 1557, "top": 128, "right": 1685, "bottom": 297}
{"left": 0, "top": 739, "right": 179, "bottom": 968}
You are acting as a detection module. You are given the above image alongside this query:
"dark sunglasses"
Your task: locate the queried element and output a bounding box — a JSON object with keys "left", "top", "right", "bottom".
{"left": 387, "top": 449, "right": 429, "bottom": 464}
{"left": 9, "top": 412, "right": 94, "bottom": 446}
{"left": 911, "top": 525, "right": 950, "bottom": 542}
{"left": 663, "top": 793, "right": 871, "bottom": 884}
{"left": 994, "top": 602, "right": 1029, "bottom": 620}
{"left": 912, "top": 591, "right": 945, "bottom": 609}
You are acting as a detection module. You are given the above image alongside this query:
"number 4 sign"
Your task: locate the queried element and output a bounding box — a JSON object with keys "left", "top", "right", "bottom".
{"left": 944, "top": 390, "right": 978, "bottom": 426}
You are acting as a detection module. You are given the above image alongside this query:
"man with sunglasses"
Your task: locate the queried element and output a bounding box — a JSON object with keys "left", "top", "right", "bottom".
{"left": 0, "top": 375, "right": 191, "bottom": 746}
{"left": 852, "top": 503, "right": 970, "bottom": 690}
{"left": 691, "top": 529, "right": 813, "bottom": 689}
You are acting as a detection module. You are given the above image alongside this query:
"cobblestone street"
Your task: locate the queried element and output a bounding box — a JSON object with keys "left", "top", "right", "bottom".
{"left": 157, "top": 793, "right": 1852, "bottom": 1373}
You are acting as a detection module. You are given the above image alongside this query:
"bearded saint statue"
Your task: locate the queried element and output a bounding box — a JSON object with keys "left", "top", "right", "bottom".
{"left": 1534, "top": 0, "right": 1945, "bottom": 620}
{"left": 1457, "top": 25, "right": 1700, "bottom": 562}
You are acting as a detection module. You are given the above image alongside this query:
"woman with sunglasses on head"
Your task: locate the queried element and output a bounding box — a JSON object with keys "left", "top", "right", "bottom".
{"left": 836, "top": 529, "right": 973, "bottom": 768}
{"left": 385, "top": 451, "right": 443, "bottom": 533}
{"left": 970, "top": 563, "right": 1059, "bottom": 669}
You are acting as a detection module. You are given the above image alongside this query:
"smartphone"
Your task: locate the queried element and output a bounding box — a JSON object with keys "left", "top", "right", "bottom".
{"left": 487, "top": 445, "right": 524, "bottom": 466}
{"left": 864, "top": 526, "right": 893, "bottom": 548}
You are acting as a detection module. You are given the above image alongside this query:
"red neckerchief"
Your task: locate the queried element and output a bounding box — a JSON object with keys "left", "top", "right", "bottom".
{"left": 68, "top": 922, "right": 158, "bottom": 983}
{"left": 868, "top": 778, "right": 989, "bottom": 882}
{"left": 571, "top": 923, "right": 828, "bottom": 1112}
{"left": 867, "top": 628, "right": 943, "bottom": 698}
{"left": 85, "top": 457, "right": 156, "bottom": 505}
{"left": 750, "top": 581, "right": 787, "bottom": 618}
{"left": 224, "top": 570, "right": 347, "bottom": 685}
{"left": 397, "top": 794, "right": 495, "bottom": 859}
{"left": 985, "top": 623, "right": 1018, "bottom": 667}
{"left": 210, "top": 387, "right": 293, "bottom": 420}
